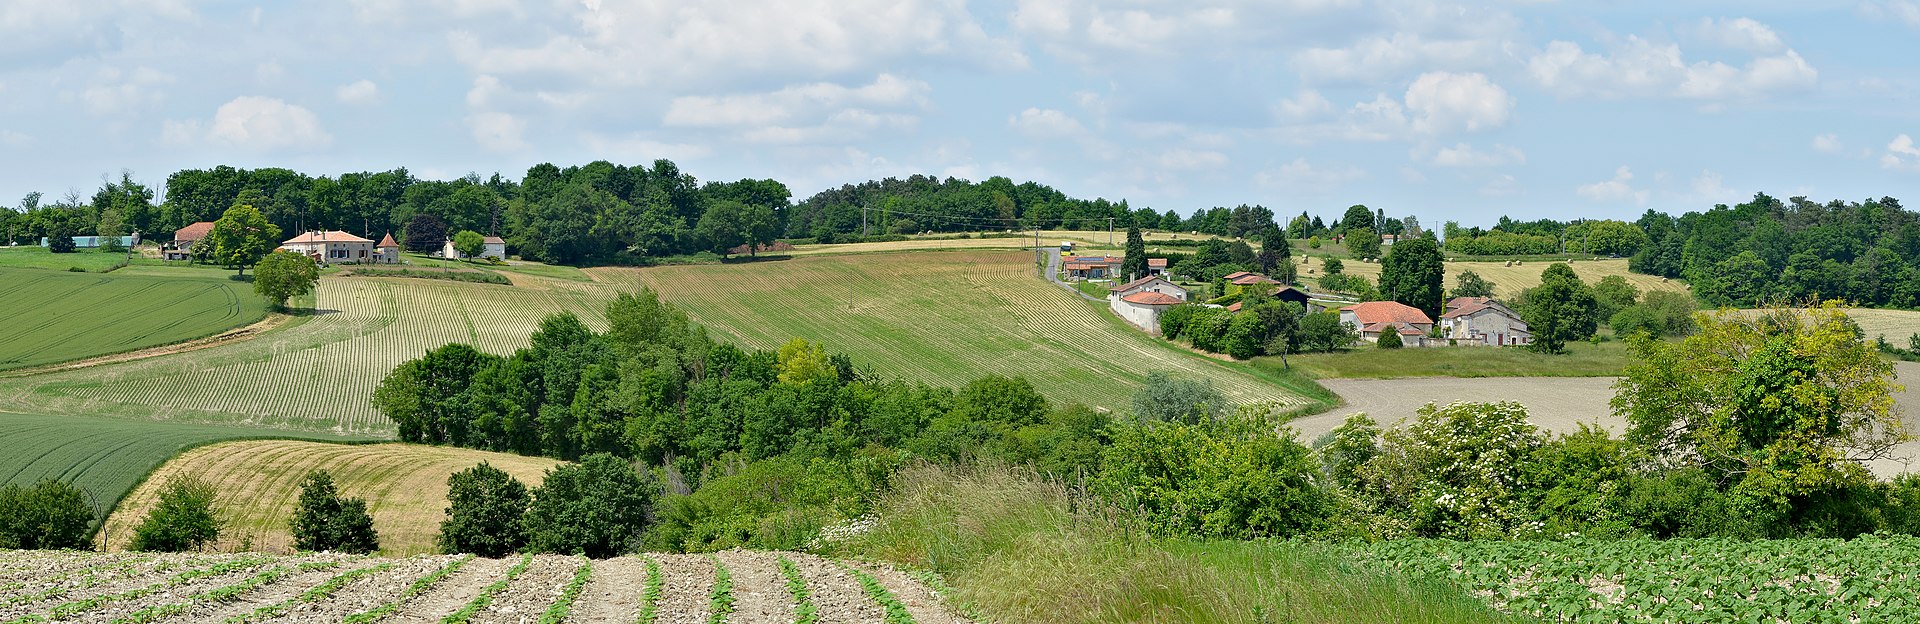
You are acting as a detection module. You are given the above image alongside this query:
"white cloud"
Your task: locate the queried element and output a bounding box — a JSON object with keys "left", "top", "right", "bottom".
{"left": 335, "top": 79, "right": 380, "bottom": 105}
{"left": 0, "top": 0, "right": 194, "bottom": 60}
{"left": 0, "top": 129, "right": 30, "bottom": 147}
{"left": 1690, "top": 17, "right": 1785, "bottom": 53}
{"left": 662, "top": 74, "right": 930, "bottom": 144}
{"left": 1529, "top": 35, "right": 1816, "bottom": 100}
{"left": 579, "top": 133, "right": 713, "bottom": 163}
{"left": 1010, "top": 0, "right": 1363, "bottom": 67}
{"left": 75, "top": 67, "right": 171, "bottom": 117}
{"left": 1690, "top": 170, "right": 1740, "bottom": 204}
{"left": 1009, "top": 108, "right": 1089, "bottom": 140}
{"left": 1290, "top": 33, "right": 1506, "bottom": 83}
{"left": 465, "top": 75, "right": 503, "bottom": 108}
{"left": 1156, "top": 148, "right": 1228, "bottom": 171}
{"left": 1813, "top": 133, "right": 1843, "bottom": 154}
{"left": 1481, "top": 174, "right": 1519, "bottom": 197}
{"left": 465, "top": 111, "right": 527, "bottom": 152}
{"left": 1424, "top": 143, "right": 1525, "bottom": 167}
{"left": 1883, "top": 134, "right": 1920, "bottom": 171}
{"left": 1274, "top": 89, "right": 1333, "bottom": 121}
{"left": 1256, "top": 157, "right": 1365, "bottom": 194}
{"left": 1576, "top": 166, "right": 1649, "bottom": 204}
{"left": 1861, "top": 1, "right": 1920, "bottom": 29}
{"left": 164, "top": 96, "right": 330, "bottom": 150}
{"left": 1404, "top": 72, "right": 1512, "bottom": 134}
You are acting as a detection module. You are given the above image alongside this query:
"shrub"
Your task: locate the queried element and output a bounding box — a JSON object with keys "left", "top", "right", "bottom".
{"left": 524, "top": 454, "right": 659, "bottom": 558}
{"left": 291, "top": 470, "right": 380, "bottom": 554}
{"left": 1158, "top": 304, "right": 1198, "bottom": 339}
{"left": 1296, "top": 312, "right": 1357, "bottom": 352}
{"left": 1376, "top": 325, "right": 1403, "bottom": 349}
{"left": 439, "top": 462, "right": 530, "bottom": 557}
{"left": 1351, "top": 401, "right": 1545, "bottom": 539}
{"left": 0, "top": 480, "right": 95, "bottom": 550}
{"left": 130, "top": 475, "right": 222, "bottom": 552}
{"left": 1129, "top": 372, "right": 1227, "bottom": 424}
{"left": 643, "top": 454, "right": 880, "bottom": 552}
{"left": 1093, "top": 417, "right": 1333, "bottom": 539}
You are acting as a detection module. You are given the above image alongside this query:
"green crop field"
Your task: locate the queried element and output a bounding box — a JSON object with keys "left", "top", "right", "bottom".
{"left": 1348, "top": 537, "right": 1920, "bottom": 622}
{"left": 0, "top": 411, "right": 358, "bottom": 524}
{"left": 0, "top": 246, "right": 132, "bottom": 272}
{"left": 0, "top": 275, "right": 617, "bottom": 433}
{"left": 589, "top": 250, "right": 1323, "bottom": 413}
{"left": 0, "top": 267, "right": 268, "bottom": 370}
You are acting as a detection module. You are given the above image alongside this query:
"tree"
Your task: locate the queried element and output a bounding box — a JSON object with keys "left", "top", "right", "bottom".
{"left": 523, "top": 454, "right": 657, "bottom": 558}
{"left": 1592, "top": 274, "right": 1640, "bottom": 321}
{"left": 1614, "top": 304, "right": 1906, "bottom": 532}
{"left": 403, "top": 214, "right": 449, "bottom": 253}
{"left": 0, "top": 480, "right": 94, "bottom": 550}
{"left": 45, "top": 219, "right": 75, "bottom": 253}
{"left": 1521, "top": 263, "right": 1598, "bottom": 354}
{"left": 130, "top": 475, "right": 221, "bottom": 552}
{"left": 1130, "top": 372, "right": 1227, "bottom": 424}
{"left": 1255, "top": 225, "right": 1291, "bottom": 281}
{"left": 439, "top": 462, "right": 530, "bottom": 557}
{"left": 1353, "top": 402, "right": 1546, "bottom": 539}
{"left": 1223, "top": 312, "right": 1266, "bottom": 359}
{"left": 1449, "top": 270, "right": 1496, "bottom": 299}
{"left": 695, "top": 199, "right": 778, "bottom": 256}
{"left": 1340, "top": 205, "right": 1375, "bottom": 233}
{"left": 1345, "top": 228, "right": 1381, "bottom": 259}
{"left": 1609, "top": 290, "right": 1698, "bottom": 338}
{"left": 1377, "top": 325, "right": 1404, "bottom": 349}
{"left": 207, "top": 204, "right": 282, "bottom": 275}
{"left": 1322, "top": 258, "right": 1344, "bottom": 275}
{"left": 1297, "top": 311, "right": 1358, "bottom": 352}
{"left": 1121, "top": 227, "right": 1147, "bottom": 280}
{"left": 291, "top": 470, "right": 380, "bottom": 554}
{"left": 253, "top": 250, "right": 319, "bottom": 310}
{"left": 452, "top": 230, "right": 486, "bottom": 259}
{"left": 1379, "top": 238, "right": 1444, "bottom": 320}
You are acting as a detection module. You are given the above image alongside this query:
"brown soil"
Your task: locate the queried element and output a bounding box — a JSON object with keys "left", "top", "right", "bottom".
{"left": 257, "top": 555, "right": 455, "bottom": 623}
{"left": 714, "top": 550, "right": 797, "bottom": 624}
{"left": 0, "top": 312, "right": 291, "bottom": 378}
{"left": 0, "top": 553, "right": 223, "bottom": 620}
{"left": 82, "top": 556, "right": 290, "bottom": 622}
{"left": 161, "top": 554, "right": 376, "bottom": 624}
{"left": 566, "top": 557, "right": 644, "bottom": 623}
{"left": 650, "top": 554, "right": 715, "bottom": 624}
{"left": 850, "top": 561, "right": 972, "bottom": 624}
{"left": 469, "top": 555, "right": 579, "bottom": 624}
{"left": 384, "top": 555, "right": 518, "bottom": 623}
{"left": 787, "top": 553, "right": 886, "bottom": 624}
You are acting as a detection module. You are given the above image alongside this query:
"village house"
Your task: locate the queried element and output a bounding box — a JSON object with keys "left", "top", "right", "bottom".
{"left": 1439, "top": 296, "right": 1534, "bottom": 347}
{"left": 163, "top": 222, "right": 214, "bottom": 260}
{"left": 1063, "top": 255, "right": 1123, "bottom": 280}
{"left": 375, "top": 233, "right": 401, "bottom": 264}
{"left": 281, "top": 231, "right": 376, "bottom": 264}
{"left": 442, "top": 235, "right": 507, "bottom": 261}
{"left": 1108, "top": 275, "right": 1189, "bottom": 333}
{"left": 1147, "top": 258, "right": 1168, "bottom": 276}
{"left": 1225, "top": 285, "right": 1315, "bottom": 313}
{"left": 1226, "top": 271, "right": 1281, "bottom": 287}
{"left": 1338, "top": 300, "right": 1437, "bottom": 347}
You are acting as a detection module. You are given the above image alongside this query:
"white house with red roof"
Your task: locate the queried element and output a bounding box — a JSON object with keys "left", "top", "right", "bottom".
{"left": 441, "top": 235, "right": 507, "bottom": 260}
{"left": 1439, "top": 297, "right": 1532, "bottom": 346}
{"left": 375, "top": 233, "right": 401, "bottom": 264}
{"left": 281, "top": 230, "right": 376, "bottom": 264}
{"left": 1338, "top": 300, "right": 1437, "bottom": 347}
{"left": 1108, "top": 275, "right": 1189, "bottom": 334}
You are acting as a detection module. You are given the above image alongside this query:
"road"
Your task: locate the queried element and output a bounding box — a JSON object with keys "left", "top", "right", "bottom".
{"left": 1040, "top": 248, "right": 1104, "bottom": 302}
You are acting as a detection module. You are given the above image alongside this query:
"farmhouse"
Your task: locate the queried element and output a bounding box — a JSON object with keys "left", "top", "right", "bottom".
{"left": 1339, "top": 300, "right": 1437, "bottom": 347}
{"left": 1108, "top": 275, "right": 1189, "bottom": 333}
{"left": 1228, "top": 272, "right": 1281, "bottom": 287}
{"left": 163, "top": 221, "right": 214, "bottom": 260}
{"left": 441, "top": 235, "right": 507, "bottom": 260}
{"left": 1225, "top": 285, "right": 1314, "bottom": 313}
{"left": 375, "top": 233, "right": 400, "bottom": 264}
{"left": 1440, "top": 296, "right": 1534, "bottom": 346}
{"left": 281, "top": 230, "right": 376, "bottom": 264}
{"left": 1147, "top": 258, "right": 1168, "bottom": 276}
{"left": 1063, "top": 255, "right": 1123, "bottom": 279}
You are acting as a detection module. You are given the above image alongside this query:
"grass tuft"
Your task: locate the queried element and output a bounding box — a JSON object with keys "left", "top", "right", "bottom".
{"left": 538, "top": 558, "right": 593, "bottom": 624}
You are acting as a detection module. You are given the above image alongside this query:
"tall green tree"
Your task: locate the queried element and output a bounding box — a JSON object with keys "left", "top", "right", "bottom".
{"left": 452, "top": 229, "right": 486, "bottom": 259}
{"left": 130, "top": 475, "right": 221, "bottom": 552}
{"left": 1345, "top": 228, "right": 1381, "bottom": 259}
{"left": 438, "top": 462, "right": 530, "bottom": 557}
{"left": 522, "top": 454, "right": 657, "bottom": 558}
{"left": 1379, "top": 237, "right": 1445, "bottom": 320}
{"left": 1340, "top": 205, "right": 1375, "bottom": 234}
{"left": 290, "top": 470, "right": 379, "bottom": 554}
{"left": 1521, "top": 263, "right": 1598, "bottom": 354}
{"left": 207, "top": 204, "right": 281, "bottom": 275}
{"left": 1121, "top": 226, "right": 1147, "bottom": 280}
{"left": 253, "top": 250, "right": 318, "bottom": 310}
{"left": 1449, "top": 270, "right": 1496, "bottom": 299}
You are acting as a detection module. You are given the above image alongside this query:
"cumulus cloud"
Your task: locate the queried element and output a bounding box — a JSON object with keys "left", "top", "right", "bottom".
{"left": 465, "top": 111, "right": 527, "bottom": 152}
{"left": 1576, "top": 166, "right": 1649, "bottom": 204}
{"left": 662, "top": 74, "right": 929, "bottom": 144}
{"left": 335, "top": 79, "right": 380, "bottom": 105}
{"left": 1861, "top": 1, "right": 1920, "bottom": 29}
{"left": 1156, "top": 148, "right": 1229, "bottom": 171}
{"left": 1813, "top": 133, "right": 1843, "bottom": 154}
{"left": 1529, "top": 34, "right": 1816, "bottom": 100}
{"left": 1883, "top": 134, "right": 1920, "bottom": 171}
{"left": 1424, "top": 143, "right": 1525, "bottom": 167}
{"left": 75, "top": 67, "right": 172, "bottom": 117}
{"left": 1290, "top": 33, "right": 1506, "bottom": 83}
{"left": 1405, "top": 72, "right": 1512, "bottom": 134}
{"left": 1481, "top": 174, "right": 1519, "bottom": 197}
{"left": 1274, "top": 89, "right": 1333, "bottom": 121}
{"left": 1257, "top": 157, "right": 1365, "bottom": 194}
{"left": 1691, "top": 170, "right": 1740, "bottom": 204}
{"left": 164, "top": 96, "right": 330, "bottom": 150}
{"left": 1690, "top": 17, "right": 1785, "bottom": 53}
{"left": 1009, "top": 108, "right": 1090, "bottom": 140}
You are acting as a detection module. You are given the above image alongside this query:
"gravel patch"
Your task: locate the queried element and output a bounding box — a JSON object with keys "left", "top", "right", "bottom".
{"left": 566, "top": 557, "right": 645, "bottom": 623}
{"left": 386, "top": 555, "right": 518, "bottom": 623}
{"left": 787, "top": 553, "right": 885, "bottom": 624}
{"left": 256, "top": 554, "right": 458, "bottom": 623}
{"left": 713, "top": 550, "right": 796, "bottom": 624}
{"left": 849, "top": 561, "right": 971, "bottom": 624}
{"left": 467, "top": 554, "right": 580, "bottom": 624}
{"left": 651, "top": 554, "right": 714, "bottom": 624}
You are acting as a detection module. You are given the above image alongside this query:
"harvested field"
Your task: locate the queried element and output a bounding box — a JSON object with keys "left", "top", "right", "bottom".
{"left": 100, "top": 440, "right": 562, "bottom": 556}
{"left": 0, "top": 550, "right": 968, "bottom": 624}
{"left": 1308, "top": 257, "right": 1689, "bottom": 300}
{"left": 1848, "top": 307, "right": 1920, "bottom": 345}
{"left": 590, "top": 250, "right": 1317, "bottom": 411}
{"left": 0, "top": 266, "right": 267, "bottom": 371}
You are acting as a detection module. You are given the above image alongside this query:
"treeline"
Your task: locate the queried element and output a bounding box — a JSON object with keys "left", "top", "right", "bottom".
{"left": 1631, "top": 193, "right": 1920, "bottom": 307}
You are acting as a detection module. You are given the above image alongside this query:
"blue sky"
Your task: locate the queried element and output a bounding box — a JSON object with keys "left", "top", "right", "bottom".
{"left": 4, "top": 0, "right": 1919, "bottom": 225}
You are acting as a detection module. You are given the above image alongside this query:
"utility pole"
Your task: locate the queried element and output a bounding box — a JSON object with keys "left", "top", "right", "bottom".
{"left": 1108, "top": 217, "right": 1114, "bottom": 247}
{"left": 862, "top": 205, "right": 868, "bottom": 237}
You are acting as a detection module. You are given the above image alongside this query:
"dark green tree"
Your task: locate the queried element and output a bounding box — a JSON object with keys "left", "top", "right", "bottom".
{"left": 1346, "top": 228, "right": 1381, "bottom": 259}
{"left": 1377, "top": 325, "right": 1404, "bottom": 349}
{"left": 253, "top": 250, "right": 319, "bottom": 310}
{"left": 1340, "top": 205, "right": 1375, "bottom": 233}
{"left": 1449, "top": 270, "right": 1496, "bottom": 299}
{"left": 45, "top": 219, "right": 76, "bottom": 253}
{"left": 438, "top": 462, "right": 530, "bottom": 557}
{"left": 130, "top": 475, "right": 221, "bottom": 552}
{"left": 1121, "top": 226, "right": 1147, "bottom": 280}
{"left": 1521, "top": 263, "right": 1599, "bottom": 354}
{"left": 0, "top": 480, "right": 94, "bottom": 550}
{"left": 1379, "top": 237, "right": 1445, "bottom": 320}
{"left": 523, "top": 454, "right": 657, "bottom": 558}
{"left": 207, "top": 204, "right": 282, "bottom": 275}
{"left": 290, "top": 470, "right": 380, "bottom": 554}
{"left": 403, "top": 214, "right": 449, "bottom": 253}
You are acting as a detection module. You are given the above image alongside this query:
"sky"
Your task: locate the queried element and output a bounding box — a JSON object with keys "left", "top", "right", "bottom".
{"left": 3, "top": 0, "right": 1920, "bottom": 226}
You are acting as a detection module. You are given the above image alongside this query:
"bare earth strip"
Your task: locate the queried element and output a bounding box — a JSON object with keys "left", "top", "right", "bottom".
{"left": 1301, "top": 361, "right": 1920, "bottom": 478}
{"left": 257, "top": 555, "right": 454, "bottom": 623}
{"left": 469, "top": 555, "right": 578, "bottom": 624}
{"left": 713, "top": 550, "right": 797, "bottom": 624}
{"left": 850, "top": 561, "right": 971, "bottom": 624}
{"left": 0, "top": 554, "right": 221, "bottom": 620}
{"left": 787, "top": 553, "right": 886, "bottom": 624}
{"left": 566, "top": 557, "right": 645, "bottom": 623}
{"left": 651, "top": 554, "right": 714, "bottom": 624}
{"left": 167, "top": 555, "right": 381, "bottom": 624}
{"left": 83, "top": 556, "right": 295, "bottom": 623}
{"left": 385, "top": 555, "right": 517, "bottom": 623}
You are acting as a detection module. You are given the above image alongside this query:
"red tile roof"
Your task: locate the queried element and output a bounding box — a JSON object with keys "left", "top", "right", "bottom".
{"left": 1121, "top": 291, "right": 1183, "bottom": 306}
{"left": 376, "top": 233, "right": 399, "bottom": 248}
{"left": 1230, "top": 274, "right": 1280, "bottom": 285}
{"left": 1340, "top": 301, "right": 1434, "bottom": 326}
{"left": 1223, "top": 271, "right": 1254, "bottom": 280}
{"left": 1147, "top": 258, "right": 1168, "bottom": 268}
{"left": 174, "top": 221, "right": 215, "bottom": 242}
{"left": 483, "top": 236, "right": 506, "bottom": 244}
{"left": 282, "top": 230, "right": 373, "bottom": 245}
{"left": 1110, "top": 275, "right": 1173, "bottom": 293}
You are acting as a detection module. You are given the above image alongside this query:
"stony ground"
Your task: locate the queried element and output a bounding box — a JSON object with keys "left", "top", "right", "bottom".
{"left": 0, "top": 549, "right": 969, "bottom": 623}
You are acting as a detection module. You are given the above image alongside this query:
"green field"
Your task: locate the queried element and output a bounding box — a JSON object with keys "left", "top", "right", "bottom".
{"left": 1349, "top": 537, "right": 1920, "bottom": 622}
{"left": 1271, "top": 339, "right": 1630, "bottom": 379}
{"left": 0, "top": 267, "right": 268, "bottom": 370}
{"left": 591, "top": 250, "right": 1326, "bottom": 413}
{"left": 0, "top": 411, "right": 358, "bottom": 525}
{"left": 0, "top": 246, "right": 132, "bottom": 271}
{"left": 0, "top": 274, "right": 617, "bottom": 433}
